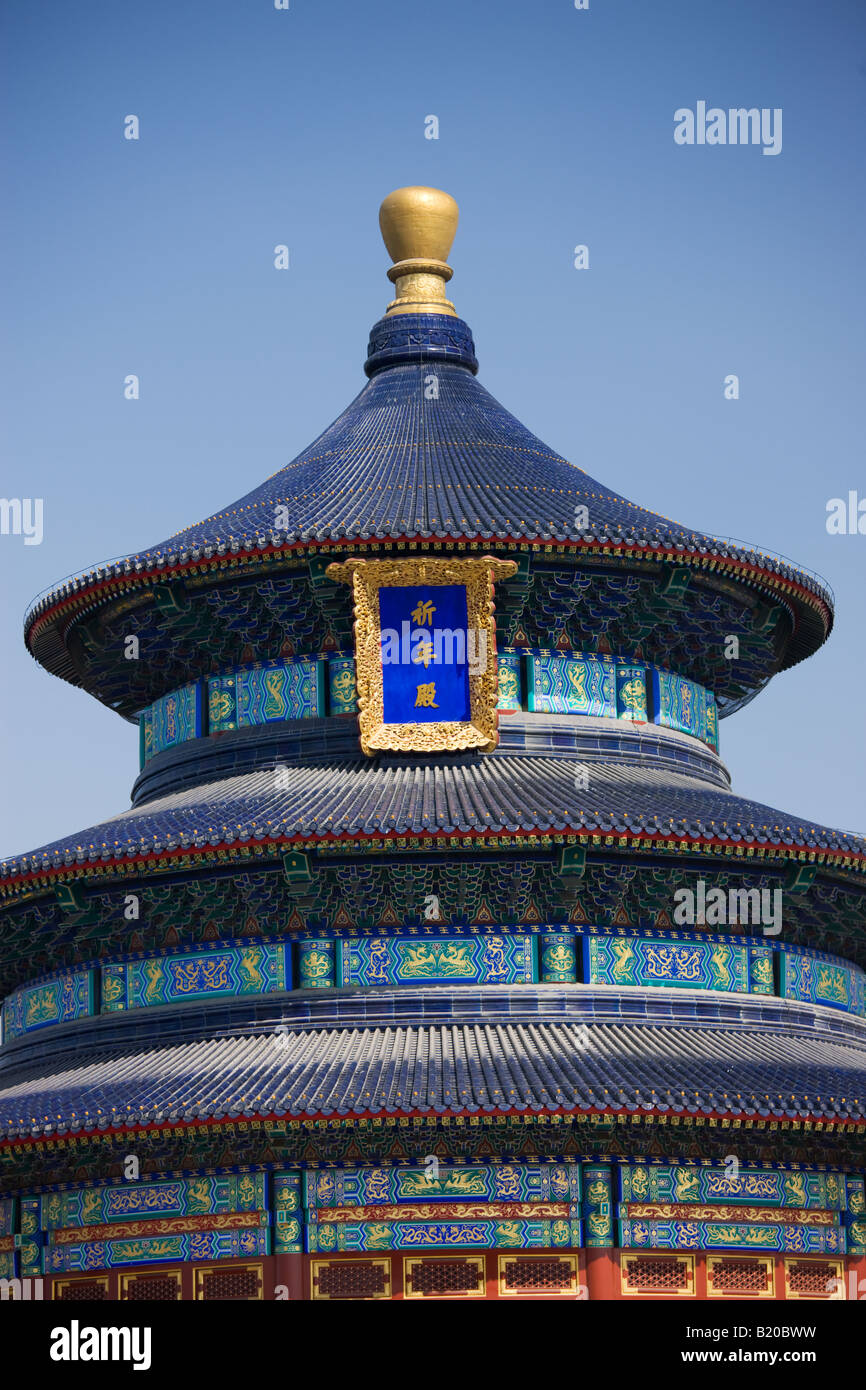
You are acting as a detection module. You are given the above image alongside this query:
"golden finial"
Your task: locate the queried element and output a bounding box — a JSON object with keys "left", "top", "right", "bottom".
{"left": 378, "top": 185, "right": 459, "bottom": 317}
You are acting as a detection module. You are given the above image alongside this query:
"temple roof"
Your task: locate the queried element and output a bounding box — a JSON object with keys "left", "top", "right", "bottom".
{"left": 1, "top": 994, "right": 864, "bottom": 1140}
{"left": 2, "top": 750, "right": 864, "bottom": 893}
{"left": 24, "top": 187, "right": 833, "bottom": 702}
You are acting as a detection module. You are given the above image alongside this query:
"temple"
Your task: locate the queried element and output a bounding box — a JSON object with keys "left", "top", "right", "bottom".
{"left": 1, "top": 186, "right": 864, "bottom": 1303}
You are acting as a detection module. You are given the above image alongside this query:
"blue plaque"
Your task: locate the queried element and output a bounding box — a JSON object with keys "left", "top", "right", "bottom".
{"left": 378, "top": 584, "right": 472, "bottom": 724}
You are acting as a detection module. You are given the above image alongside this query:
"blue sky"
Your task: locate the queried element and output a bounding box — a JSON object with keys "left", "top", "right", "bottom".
{"left": 1, "top": 0, "right": 864, "bottom": 857}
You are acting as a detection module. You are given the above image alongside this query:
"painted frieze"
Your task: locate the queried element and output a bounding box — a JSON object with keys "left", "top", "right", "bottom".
{"left": 44, "top": 1226, "right": 270, "bottom": 1273}
{"left": 540, "top": 933, "right": 578, "bottom": 983}
{"left": 2, "top": 969, "right": 95, "bottom": 1041}
{"left": 582, "top": 1165, "right": 614, "bottom": 1247}
{"left": 208, "top": 656, "right": 325, "bottom": 733}
{"left": 651, "top": 668, "right": 718, "bottom": 750}
{"left": 101, "top": 942, "right": 290, "bottom": 1013}
{"left": 140, "top": 681, "right": 202, "bottom": 765}
{"left": 304, "top": 1164, "right": 582, "bottom": 1208}
{"left": 40, "top": 1174, "right": 267, "bottom": 1230}
{"left": 618, "top": 1218, "right": 845, "bottom": 1254}
{"left": 618, "top": 1165, "right": 847, "bottom": 1210}
{"left": 779, "top": 946, "right": 866, "bottom": 1017}
{"left": 527, "top": 651, "right": 617, "bottom": 718}
{"left": 336, "top": 934, "right": 537, "bottom": 987}
{"left": 307, "top": 1218, "right": 582, "bottom": 1254}
{"left": 585, "top": 933, "right": 748, "bottom": 993}
{"left": 273, "top": 1171, "right": 303, "bottom": 1254}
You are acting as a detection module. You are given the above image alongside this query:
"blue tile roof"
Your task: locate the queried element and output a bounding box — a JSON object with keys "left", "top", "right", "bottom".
{"left": 2, "top": 751, "right": 863, "bottom": 885}
{"left": 145, "top": 348, "right": 705, "bottom": 554}
{"left": 1, "top": 1002, "right": 864, "bottom": 1138}
{"left": 24, "top": 316, "right": 833, "bottom": 682}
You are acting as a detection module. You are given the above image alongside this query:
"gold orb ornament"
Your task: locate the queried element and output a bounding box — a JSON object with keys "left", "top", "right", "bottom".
{"left": 378, "top": 185, "right": 459, "bottom": 317}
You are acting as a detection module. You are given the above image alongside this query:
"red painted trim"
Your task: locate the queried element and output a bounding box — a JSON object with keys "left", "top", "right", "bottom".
{"left": 1, "top": 1101, "right": 861, "bottom": 1154}
{"left": 2, "top": 823, "right": 863, "bottom": 895}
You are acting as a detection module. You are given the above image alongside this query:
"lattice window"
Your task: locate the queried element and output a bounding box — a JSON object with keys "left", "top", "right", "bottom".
{"left": 120, "top": 1271, "right": 182, "bottom": 1301}
{"left": 621, "top": 1254, "right": 695, "bottom": 1296}
{"left": 499, "top": 1256, "right": 578, "bottom": 1296}
{"left": 312, "top": 1258, "right": 391, "bottom": 1300}
{"left": 784, "top": 1260, "right": 843, "bottom": 1300}
{"left": 404, "top": 1256, "right": 485, "bottom": 1298}
{"left": 193, "top": 1263, "right": 263, "bottom": 1301}
{"left": 707, "top": 1257, "right": 773, "bottom": 1298}
{"left": 54, "top": 1278, "right": 110, "bottom": 1301}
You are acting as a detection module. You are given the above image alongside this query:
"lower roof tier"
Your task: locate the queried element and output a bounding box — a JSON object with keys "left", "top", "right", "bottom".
{"left": 2, "top": 743, "right": 863, "bottom": 889}
{"left": 0, "top": 986, "right": 864, "bottom": 1142}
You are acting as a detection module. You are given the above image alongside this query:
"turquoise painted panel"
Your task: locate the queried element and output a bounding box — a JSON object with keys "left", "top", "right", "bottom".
{"left": 18, "top": 1199, "right": 41, "bottom": 1277}
{"left": 779, "top": 947, "right": 866, "bottom": 1017}
{"left": 40, "top": 1174, "right": 267, "bottom": 1230}
{"left": 296, "top": 939, "right": 336, "bottom": 989}
{"left": 651, "top": 668, "right": 718, "bottom": 749}
{"left": 327, "top": 653, "right": 358, "bottom": 715}
{"left": 540, "top": 933, "right": 578, "bottom": 983}
{"left": 527, "top": 652, "right": 616, "bottom": 717}
{"left": 236, "top": 658, "right": 324, "bottom": 725}
{"left": 273, "top": 1172, "right": 303, "bottom": 1254}
{"left": 618, "top": 1165, "right": 846, "bottom": 1210}
{"left": 847, "top": 1220, "right": 866, "bottom": 1255}
{"left": 304, "top": 1164, "right": 581, "bottom": 1208}
{"left": 0, "top": 1197, "right": 15, "bottom": 1238}
{"left": 2, "top": 970, "right": 95, "bottom": 1041}
{"left": 845, "top": 1176, "right": 865, "bottom": 1216}
{"left": 582, "top": 1165, "right": 614, "bottom": 1247}
{"left": 585, "top": 934, "right": 748, "bottom": 993}
{"left": 207, "top": 671, "right": 238, "bottom": 731}
{"left": 208, "top": 658, "right": 325, "bottom": 732}
{"left": 846, "top": 1179, "right": 866, "bottom": 1255}
{"left": 749, "top": 944, "right": 775, "bottom": 995}
{"left": 307, "top": 1219, "right": 581, "bottom": 1253}
{"left": 144, "top": 682, "right": 202, "bottom": 761}
{"left": 44, "top": 1226, "right": 270, "bottom": 1273}
{"left": 101, "top": 942, "right": 290, "bottom": 1013}
{"left": 615, "top": 664, "right": 648, "bottom": 720}
{"left": 618, "top": 1217, "right": 845, "bottom": 1254}
{"left": 336, "top": 934, "right": 537, "bottom": 987}
{"left": 496, "top": 650, "right": 523, "bottom": 710}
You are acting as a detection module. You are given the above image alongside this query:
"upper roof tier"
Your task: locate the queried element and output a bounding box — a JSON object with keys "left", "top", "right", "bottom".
{"left": 24, "top": 187, "right": 833, "bottom": 711}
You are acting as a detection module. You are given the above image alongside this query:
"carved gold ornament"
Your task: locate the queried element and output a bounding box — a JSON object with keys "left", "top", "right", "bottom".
{"left": 326, "top": 554, "right": 516, "bottom": 756}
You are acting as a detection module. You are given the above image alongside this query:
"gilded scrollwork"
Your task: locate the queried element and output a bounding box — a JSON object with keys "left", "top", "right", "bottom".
{"left": 326, "top": 554, "right": 516, "bottom": 755}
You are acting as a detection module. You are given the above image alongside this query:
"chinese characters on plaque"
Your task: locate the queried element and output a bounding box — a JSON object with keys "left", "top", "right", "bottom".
{"left": 325, "top": 555, "right": 516, "bottom": 755}
{"left": 378, "top": 584, "right": 472, "bottom": 724}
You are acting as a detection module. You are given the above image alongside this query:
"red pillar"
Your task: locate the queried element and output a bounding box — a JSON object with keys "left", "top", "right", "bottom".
{"left": 847, "top": 1253, "right": 866, "bottom": 1301}
{"left": 274, "top": 1252, "right": 306, "bottom": 1300}
{"left": 584, "top": 1247, "right": 618, "bottom": 1300}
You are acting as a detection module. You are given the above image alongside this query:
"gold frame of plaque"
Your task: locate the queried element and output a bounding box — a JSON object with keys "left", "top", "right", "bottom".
{"left": 325, "top": 554, "right": 516, "bottom": 756}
